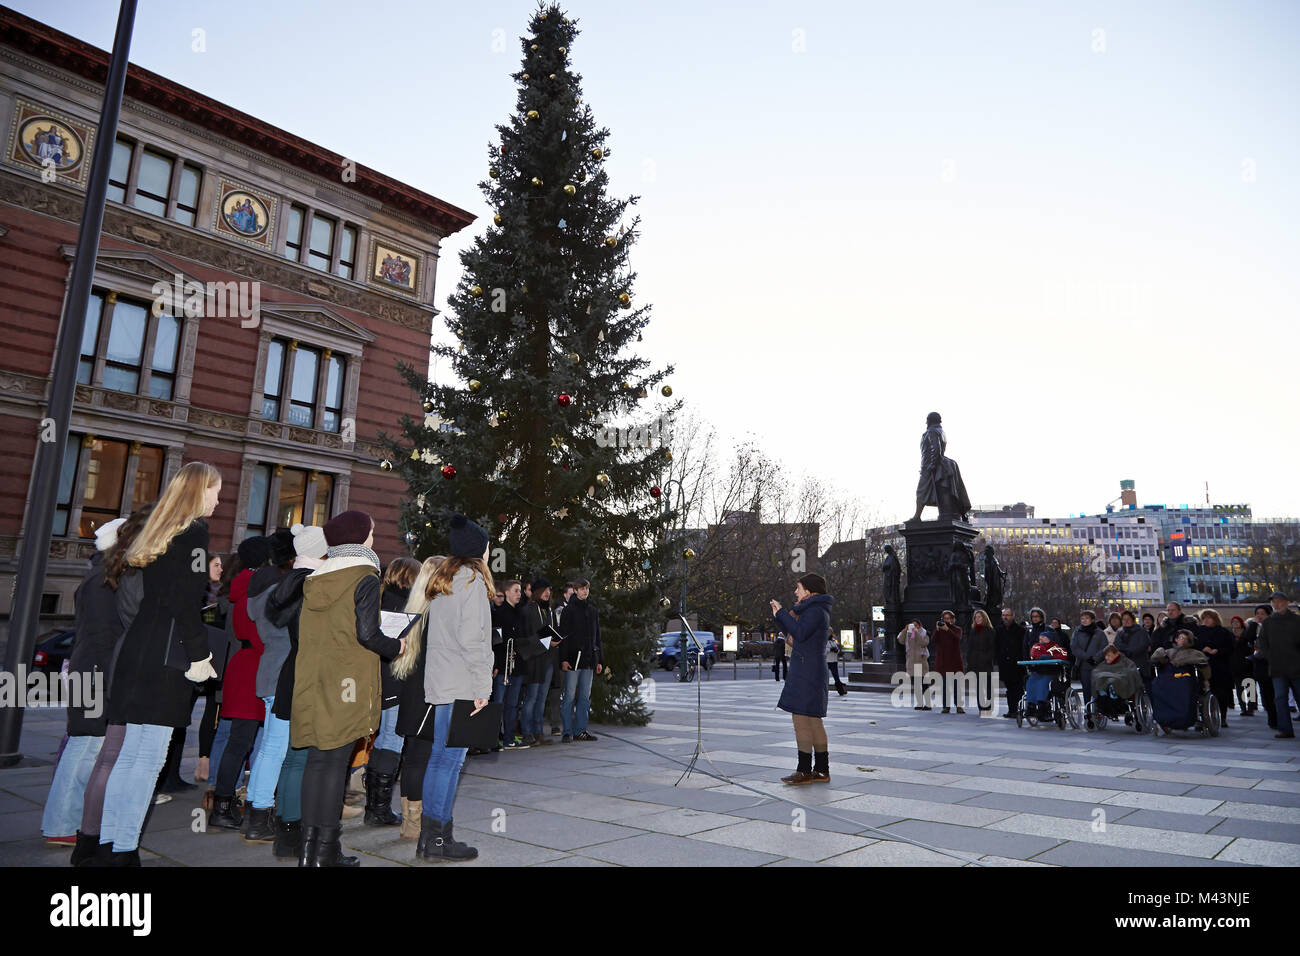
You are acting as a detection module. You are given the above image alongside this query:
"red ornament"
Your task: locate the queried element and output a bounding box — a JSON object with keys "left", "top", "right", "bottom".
{"left": 650, "top": 486, "right": 662, "bottom": 498}
{"left": 441, "top": 465, "right": 457, "bottom": 480}
{"left": 557, "top": 392, "right": 572, "bottom": 407}
{"left": 562, "top": 463, "right": 570, "bottom": 470}
{"left": 497, "top": 513, "right": 508, "bottom": 523}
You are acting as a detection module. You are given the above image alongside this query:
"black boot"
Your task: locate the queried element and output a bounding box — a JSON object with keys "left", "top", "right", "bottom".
{"left": 156, "top": 727, "right": 195, "bottom": 792}
{"left": 209, "top": 794, "right": 243, "bottom": 830}
{"left": 419, "top": 817, "right": 477, "bottom": 861}
{"left": 363, "top": 769, "right": 400, "bottom": 826}
{"left": 273, "top": 818, "right": 302, "bottom": 859}
{"left": 813, "top": 751, "right": 830, "bottom": 783}
{"left": 416, "top": 814, "right": 436, "bottom": 859}
{"left": 70, "top": 831, "right": 99, "bottom": 867}
{"left": 241, "top": 806, "right": 276, "bottom": 844}
{"left": 314, "top": 824, "right": 360, "bottom": 867}
{"left": 298, "top": 825, "right": 320, "bottom": 867}
{"left": 105, "top": 848, "right": 141, "bottom": 867}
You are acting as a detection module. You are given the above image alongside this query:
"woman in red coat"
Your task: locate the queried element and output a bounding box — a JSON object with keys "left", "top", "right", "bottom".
{"left": 933, "top": 609, "right": 965, "bottom": 713}
{"left": 209, "top": 537, "right": 268, "bottom": 829}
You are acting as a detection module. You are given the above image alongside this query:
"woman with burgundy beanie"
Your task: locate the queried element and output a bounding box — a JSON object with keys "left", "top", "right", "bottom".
{"left": 291, "top": 510, "right": 405, "bottom": 867}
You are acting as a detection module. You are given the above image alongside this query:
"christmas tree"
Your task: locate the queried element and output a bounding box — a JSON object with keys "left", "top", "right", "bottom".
{"left": 383, "top": 3, "right": 677, "bottom": 724}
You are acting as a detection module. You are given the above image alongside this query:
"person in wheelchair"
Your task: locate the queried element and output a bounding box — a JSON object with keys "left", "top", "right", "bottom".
{"left": 1150, "top": 629, "right": 1217, "bottom": 736}
{"left": 1091, "top": 644, "right": 1140, "bottom": 702}
{"left": 1024, "top": 630, "right": 1068, "bottom": 721}
{"left": 1151, "top": 629, "right": 1209, "bottom": 674}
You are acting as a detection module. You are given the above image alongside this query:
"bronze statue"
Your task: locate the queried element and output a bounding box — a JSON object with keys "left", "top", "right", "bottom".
{"left": 911, "top": 412, "right": 972, "bottom": 522}
{"left": 881, "top": 544, "right": 902, "bottom": 606}
{"left": 982, "top": 544, "right": 1005, "bottom": 610}
{"left": 948, "top": 540, "right": 975, "bottom": 610}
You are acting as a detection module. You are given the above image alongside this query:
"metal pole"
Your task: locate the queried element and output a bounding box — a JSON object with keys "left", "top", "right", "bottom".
{"left": 0, "top": 0, "right": 139, "bottom": 767}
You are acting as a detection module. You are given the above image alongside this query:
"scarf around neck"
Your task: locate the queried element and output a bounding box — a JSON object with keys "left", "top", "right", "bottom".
{"left": 325, "top": 543, "right": 380, "bottom": 570}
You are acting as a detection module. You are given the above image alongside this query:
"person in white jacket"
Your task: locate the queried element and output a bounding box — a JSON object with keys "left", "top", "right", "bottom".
{"left": 411, "top": 514, "right": 493, "bottom": 861}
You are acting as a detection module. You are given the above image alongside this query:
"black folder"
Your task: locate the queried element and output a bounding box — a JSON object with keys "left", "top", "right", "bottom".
{"left": 446, "top": 699, "right": 503, "bottom": 750}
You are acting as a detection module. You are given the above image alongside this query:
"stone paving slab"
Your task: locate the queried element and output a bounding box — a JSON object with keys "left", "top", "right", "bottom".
{"left": 987, "top": 812, "right": 1234, "bottom": 858}
{"left": 690, "top": 818, "right": 876, "bottom": 862}
{"left": 1206, "top": 817, "right": 1300, "bottom": 844}
{"left": 577, "top": 831, "right": 784, "bottom": 867}
{"left": 1031, "top": 841, "right": 1246, "bottom": 867}
{"left": 879, "top": 819, "right": 1064, "bottom": 859}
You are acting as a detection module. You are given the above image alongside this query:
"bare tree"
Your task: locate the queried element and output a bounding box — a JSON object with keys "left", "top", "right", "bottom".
{"left": 996, "top": 540, "right": 1104, "bottom": 621}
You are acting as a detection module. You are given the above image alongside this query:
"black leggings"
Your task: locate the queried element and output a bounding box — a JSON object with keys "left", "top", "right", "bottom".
{"left": 300, "top": 743, "right": 355, "bottom": 828}
{"left": 401, "top": 736, "right": 432, "bottom": 800}
{"left": 197, "top": 684, "right": 220, "bottom": 758}
{"left": 214, "top": 717, "right": 260, "bottom": 798}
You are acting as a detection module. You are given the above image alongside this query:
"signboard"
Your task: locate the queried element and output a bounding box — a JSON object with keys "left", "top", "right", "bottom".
{"left": 1168, "top": 531, "right": 1188, "bottom": 564}
{"left": 871, "top": 605, "right": 885, "bottom": 622}
{"left": 839, "top": 628, "right": 855, "bottom": 652}
{"left": 721, "top": 625, "right": 738, "bottom": 653}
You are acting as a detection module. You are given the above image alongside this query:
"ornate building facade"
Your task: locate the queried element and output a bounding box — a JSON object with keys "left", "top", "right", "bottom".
{"left": 0, "top": 9, "right": 473, "bottom": 617}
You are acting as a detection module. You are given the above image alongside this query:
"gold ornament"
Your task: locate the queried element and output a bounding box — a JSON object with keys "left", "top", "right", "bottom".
{"left": 422, "top": 400, "right": 434, "bottom": 413}
{"left": 659, "top": 597, "right": 672, "bottom": 609}
{"left": 618, "top": 293, "right": 631, "bottom": 307}
{"left": 620, "top": 381, "right": 630, "bottom": 390}
{"left": 489, "top": 167, "right": 499, "bottom": 178}
{"left": 531, "top": 43, "right": 539, "bottom": 51}
{"left": 531, "top": 176, "right": 543, "bottom": 187}
{"left": 592, "top": 148, "right": 603, "bottom": 160}
{"left": 493, "top": 214, "right": 502, "bottom": 226}
{"left": 380, "top": 459, "right": 393, "bottom": 471}
{"left": 682, "top": 548, "right": 696, "bottom": 561}
{"left": 562, "top": 16, "right": 569, "bottom": 23}
{"left": 527, "top": 109, "right": 539, "bottom": 120}
{"left": 539, "top": 12, "right": 547, "bottom": 18}
{"left": 549, "top": 73, "right": 556, "bottom": 80}
{"left": 663, "top": 449, "right": 673, "bottom": 461}
{"left": 661, "top": 385, "right": 673, "bottom": 397}
{"left": 468, "top": 379, "right": 482, "bottom": 392}
{"left": 559, "top": 46, "right": 567, "bottom": 54}
{"left": 604, "top": 236, "right": 618, "bottom": 248}
{"left": 496, "top": 408, "right": 509, "bottom": 422}
{"left": 595, "top": 472, "right": 610, "bottom": 487}
{"left": 563, "top": 184, "right": 576, "bottom": 195}
{"left": 567, "top": 352, "right": 580, "bottom": 364}
{"left": 469, "top": 285, "right": 483, "bottom": 297}
{"left": 521, "top": 73, "right": 530, "bottom": 81}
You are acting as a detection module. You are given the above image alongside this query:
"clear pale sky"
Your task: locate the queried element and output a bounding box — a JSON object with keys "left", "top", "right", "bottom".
{"left": 21, "top": 0, "right": 1300, "bottom": 525}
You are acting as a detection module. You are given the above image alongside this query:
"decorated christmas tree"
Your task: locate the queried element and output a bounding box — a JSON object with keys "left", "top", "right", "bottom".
{"left": 383, "top": 3, "right": 677, "bottom": 723}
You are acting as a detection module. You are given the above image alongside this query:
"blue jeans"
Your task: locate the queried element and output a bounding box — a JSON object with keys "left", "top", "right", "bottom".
{"left": 561, "top": 667, "right": 594, "bottom": 736}
{"left": 502, "top": 672, "right": 528, "bottom": 741}
{"left": 375, "top": 705, "right": 401, "bottom": 754}
{"left": 247, "top": 696, "right": 289, "bottom": 810}
{"left": 522, "top": 681, "right": 546, "bottom": 736}
{"left": 208, "top": 716, "right": 231, "bottom": 785}
{"left": 100, "top": 723, "right": 171, "bottom": 851}
{"left": 420, "top": 703, "right": 467, "bottom": 821}
{"left": 42, "top": 734, "right": 104, "bottom": 837}
{"left": 1273, "top": 677, "right": 1300, "bottom": 735}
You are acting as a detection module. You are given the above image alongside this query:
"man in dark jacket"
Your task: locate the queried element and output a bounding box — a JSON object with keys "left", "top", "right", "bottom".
{"left": 1070, "top": 611, "right": 1109, "bottom": 705}
{"left": 1247, "top": 605, "right": 1277, "bottom": 727}
{"left": 995, "top": 607, "right": 1027, "bottom": 718}
{"left": 1154, "top": 601, "right": 1195, "bottom": 651}
{"left": 558, "top": 578, "right": 602, "bottom": 742}
{"left": 1115, "top": 610, "right": 1153, "bottom": 690}
{"left": 494, "top": 580, "right": 529, "bottom": 749}
{"left": 519, "top": 579, "right": 557, "bottom": 747}
{"left": 773, "top": 630, "right": 788, "bottom": 681}
{"left": 1258, "top": 593, "right": 1300, "bottom": 739}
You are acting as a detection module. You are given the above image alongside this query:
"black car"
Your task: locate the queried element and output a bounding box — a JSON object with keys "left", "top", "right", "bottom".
{"left": 32, "top": 628, "right": 76, "bottom": 674}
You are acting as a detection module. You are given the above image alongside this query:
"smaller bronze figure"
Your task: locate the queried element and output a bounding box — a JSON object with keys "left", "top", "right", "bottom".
{"left": 881, "top": 544, "right": 902, "bottom": 606}
{"left": 982, "top": 544, "right": 1005, "bottom": 611}
{"left": 948, "top": 541, "right": 976, "bottom": 611}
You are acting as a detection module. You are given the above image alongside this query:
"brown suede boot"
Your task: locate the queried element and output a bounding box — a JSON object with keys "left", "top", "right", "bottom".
{"left": 400, "top": 798, "right": 423, "bottom": 840}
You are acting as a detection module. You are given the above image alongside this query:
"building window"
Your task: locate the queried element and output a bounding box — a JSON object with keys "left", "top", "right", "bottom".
{"left": 288, "top": 345, "right": 320, "bottom": 427}
{"left": 246, "top": 463, "right": 271, "bottom": 536}
{"left": 312, "top": 473, "right": 334, "bottom": 526}
{"left": 262, "top": 339, "right": 285, "bottom": 420}
{"left": 133, "top": 149, "right": 172, "bottom": 217}
{"left": 106, "top": 138, "right": 132, "bottom": 204}
{"left": 284, "top": 205, "right": 305, "bottom": 261}
{"left": 52, "top": 433, "right": 80, "bottom": 537}
{"left": 336, "top": 225, "right": 358, "bottom": 279}
{"left": 308, "top": 213, "right": 335, "bottom": 272}
{"left": 53, "top": 435, "right": 166, "bottom": 539}
{"left": 78, "top": 292, "right": 103, "bottom": 384}
{"left": 322, "top": 353, "right": 345, "bottom": 433}
{"left": 102, "top": 297, "right": 148, "bottom": 393}
{"left": 174, "top": 164, "right": 202, "bottom": 227}
{"left": 149, "top": 312, "right": 180, "bottom": 399}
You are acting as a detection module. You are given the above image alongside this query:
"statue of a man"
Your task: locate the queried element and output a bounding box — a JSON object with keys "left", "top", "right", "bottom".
{"left": 881, "top": 544, "right": 902, "bottom": 606}
{"left": 911, "top": 412, "right": 972, "bottom": 522}
{"left": 948, "top": 541, "right": 975, "bottom": 610}
{"left": 982, "top": 544, "right": 1005, "bottom": 610}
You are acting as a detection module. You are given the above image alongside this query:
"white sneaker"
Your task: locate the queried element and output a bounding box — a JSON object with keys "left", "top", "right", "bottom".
{"left": 153, "top": 792, "right": 173, "bottom": 805}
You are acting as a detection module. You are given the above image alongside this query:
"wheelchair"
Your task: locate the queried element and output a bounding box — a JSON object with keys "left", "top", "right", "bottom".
{"left": 1016, "top": 658, "right": 1078, "bottom": 730}
{"left": 1150, "top": 661, "right": 1220, "bottom": 737}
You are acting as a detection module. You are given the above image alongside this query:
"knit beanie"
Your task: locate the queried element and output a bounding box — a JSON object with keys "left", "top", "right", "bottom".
{"left": 268, "top": 528, "right": 295, "bottom": 566}
{"left": 94, "top": 517, "right": 126, "bottom": 553}
{"left": 290, "top": 523, "right": 328, "bottom": 559}
{"left": 448, "top": 514, "right": 489, "bottom": 559}
{"left": 323, "top": 509, "right": 373, "bottom": 547}
{"left": 237, "top": 535, "right": 271, "bottom": 569}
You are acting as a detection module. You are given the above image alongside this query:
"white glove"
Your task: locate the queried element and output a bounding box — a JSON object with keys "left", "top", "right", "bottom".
{"left": 185, "top": 653, "right": 217, "bottom": 683}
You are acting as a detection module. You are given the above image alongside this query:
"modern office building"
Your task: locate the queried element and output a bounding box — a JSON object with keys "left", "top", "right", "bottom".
{"left": 0, "top": 9, "right": 474, "bottom": 616}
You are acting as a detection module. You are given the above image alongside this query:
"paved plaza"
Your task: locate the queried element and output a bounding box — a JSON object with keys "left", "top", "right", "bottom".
{"left": 3, "top": 678, "right": 1299, "bottom": 867}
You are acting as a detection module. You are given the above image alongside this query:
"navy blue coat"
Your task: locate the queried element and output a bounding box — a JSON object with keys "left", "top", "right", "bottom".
{"left": 773, "top": 593, "right": 834, "bottom": 717}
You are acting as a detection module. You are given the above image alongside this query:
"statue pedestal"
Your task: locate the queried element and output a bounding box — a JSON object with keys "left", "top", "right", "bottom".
{"left": 901, "top": 518, "right": 982, "bottom": 637}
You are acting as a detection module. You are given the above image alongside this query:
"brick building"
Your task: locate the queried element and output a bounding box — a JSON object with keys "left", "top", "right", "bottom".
{"left": 0, "top": 8, "right": 473, "bottom": 617}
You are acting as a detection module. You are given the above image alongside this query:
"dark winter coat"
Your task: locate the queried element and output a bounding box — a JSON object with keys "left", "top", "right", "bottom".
{"left": 395, "top": 612, "right": 433, "bottom": 738}
{"left": 558, "top": 596, "right": 602, "bottom": 670}
{"left": 493, "top": 600, "right": 526, "bottom": 679}
{"left": 1114, "top": 624, "right": 1153, "bottom": 678}
{"left": 932, "top": 622, "right": 963, "bottom": 674}
{"left": 1071, "top": 622, "right": 1109, "bottom": 687}
{"left": 66, "top": 553, "right": 120, "bottom": 737}
{"left": 1154, "top": 615, "right": 1195, "bottom": 652}
{"left": 378, "top": 585, "right": 410, "bottom": 709}
{"left": 772, "top": 593, "right": 834, "bottom": 718}
{"left": 106, "top": 520, "right": 212, "bottom": 728}
{"left": 1230, "top": 626, "right": 1256, "bottom": 683}
{"left": 519, "top": 599, "right": 556, "bottom": 684}
{"left": 249, "top": 564, "right": 290, "bottom": 700}
{"left": 267, "top": 566, "right": 311, "bottom": 721}
{"left": 221, "top": 569, "right": 265, "bottom": 722}
{"left": 995, "top": 619, "right": 1026, "bottom": 672}
{"left": 1194, "top": 624, "right": 1234, "bottom": 685}
{"left": 1258, "top": 610, "right": 1300, "bottom": 679}
{"left": 966, "top": 623, "right": 997, "bottom": 674}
